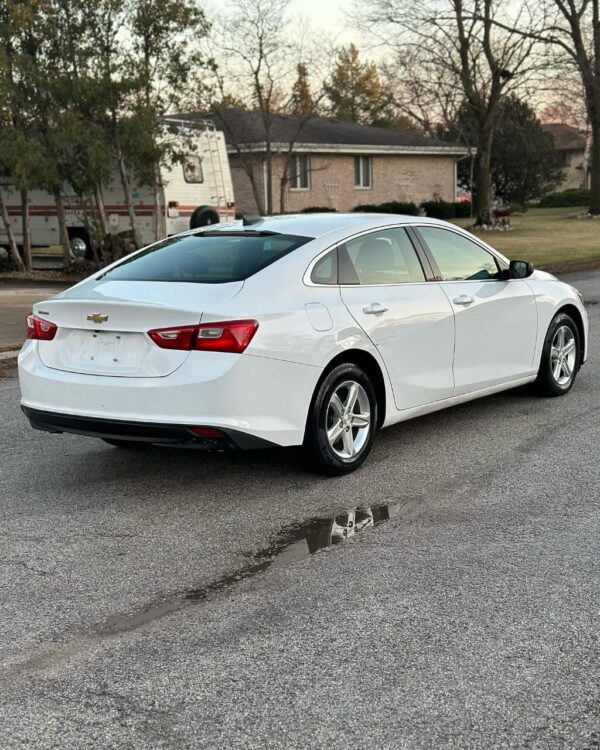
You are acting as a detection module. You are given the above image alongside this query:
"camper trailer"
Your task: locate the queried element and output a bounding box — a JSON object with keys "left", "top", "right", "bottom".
{"left": 0, "top": 120, "right": 235, "bottom": 263}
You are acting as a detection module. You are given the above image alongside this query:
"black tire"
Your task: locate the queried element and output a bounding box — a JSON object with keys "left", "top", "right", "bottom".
{"left": 534, "top": 312, "right": 581, "bottom": 397}
{"left": 304, "top": 363, "right": 378, "bottom": 476}
{"left": 189, "top": 206, "right": 220, "bottom": 229}
{"left": 68, "top": 229, "right": 92, "bottom": 260}
{"left": 101, "top": 438, "right": 147, "bottom": 449}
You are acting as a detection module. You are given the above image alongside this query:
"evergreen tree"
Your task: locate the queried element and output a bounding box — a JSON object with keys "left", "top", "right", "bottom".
{"left": 324, "top": 44, "right": 394, "bottom": 127}
{"left": 289, "top": 63, "right": 315, "bottom": 115}
{"left": 443, "top": 95, "right": 564, "bottom": 209}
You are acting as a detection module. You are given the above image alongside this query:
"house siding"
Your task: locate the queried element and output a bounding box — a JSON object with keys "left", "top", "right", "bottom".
{"left": 557, "top": 149, "right": 589, "bottom": 191}
{"left": 230, "top": 152, "right": 458, "bottom": 215}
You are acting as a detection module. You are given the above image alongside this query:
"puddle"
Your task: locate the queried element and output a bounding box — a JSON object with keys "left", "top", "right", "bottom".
{"left": 104, "top": 502, "right": 408, "bottom": 634}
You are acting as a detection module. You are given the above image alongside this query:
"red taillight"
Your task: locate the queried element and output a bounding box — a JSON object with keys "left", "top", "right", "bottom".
{"left": 195, "top": 320, "right": 258, "bottom": 353}
{"left": 26, "top": 314, "right": 57, "bottom": 341}
{"left": 148, "top": 320, "right": 258, "bottom": 354}
{"left": 148, "top": 325, "right": 197, "bottom": 350}
{"left": 190, "top": 426, "right": 225, "bottom": 437}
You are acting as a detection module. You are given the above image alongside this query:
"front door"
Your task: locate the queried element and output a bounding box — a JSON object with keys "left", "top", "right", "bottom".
{"left": 416, "top": 226, "right": 537, "bottom": 394}
{"left": 339, "top": 226, "right": 455, "bottom": 411}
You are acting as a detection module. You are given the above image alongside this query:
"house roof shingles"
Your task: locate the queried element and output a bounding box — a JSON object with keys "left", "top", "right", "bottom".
{"left": 543, "top": 123, "right": 587, "bottom": 152}
{"left": 174, "top": 108, "right": 465, "bottom": 153}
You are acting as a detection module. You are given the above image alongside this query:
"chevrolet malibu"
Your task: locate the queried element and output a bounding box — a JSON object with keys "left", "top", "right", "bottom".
{"left": 19, "top": 213, "right": 588, "bottom": 474}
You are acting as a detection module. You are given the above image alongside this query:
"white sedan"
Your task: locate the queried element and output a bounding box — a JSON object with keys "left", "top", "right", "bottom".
{"left": 19, "top": 213, "right": 588, "bottom": 474}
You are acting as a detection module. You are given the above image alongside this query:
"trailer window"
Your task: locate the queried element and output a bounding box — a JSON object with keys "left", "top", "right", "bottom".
{"left": 100, "top": 232, "right": 312, "bottom": 283}
{"left": 183, "top": 155, "right": 204, "bottom": 183}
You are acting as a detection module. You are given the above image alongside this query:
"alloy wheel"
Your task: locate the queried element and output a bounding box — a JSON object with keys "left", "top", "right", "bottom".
{"left": 325, "top": 380, "right": 371, "bottom": 460}
{"left": 550, "top": 325, "right": 576, "bottom": 386}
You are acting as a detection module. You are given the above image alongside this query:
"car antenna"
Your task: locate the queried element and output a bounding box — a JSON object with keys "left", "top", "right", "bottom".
{"left": 242, "top": 213, "right": 263, "bottom": 227}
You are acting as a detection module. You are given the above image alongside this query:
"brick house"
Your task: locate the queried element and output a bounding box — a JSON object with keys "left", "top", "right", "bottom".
{"left": 179, "top": 109, "right": 468, "bottom": 215}
{"left": 543, "top": 123, "right": 590, "bottom": 191}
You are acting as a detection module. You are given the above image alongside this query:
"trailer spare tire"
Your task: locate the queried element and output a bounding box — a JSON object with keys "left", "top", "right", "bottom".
{"left": 189, "top": 206, "right": 220, "bottom": 229}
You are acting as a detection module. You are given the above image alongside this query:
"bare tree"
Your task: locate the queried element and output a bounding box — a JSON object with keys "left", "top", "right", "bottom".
{"left": 487, "top": 0, "right": 600, "bottom": 213}
{"left": 209, "top": 0, "right": 295, "bottom": 214}
{"left": 209, "top": 0, "right": 325, "bottom": 215}
{"left": 356, "top": 0, "right": 540, "bottom": 220}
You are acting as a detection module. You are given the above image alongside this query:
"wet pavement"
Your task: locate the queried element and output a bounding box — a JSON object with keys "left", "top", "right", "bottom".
{"left": 0, "top": 270, "right": 598, "bottom": 749}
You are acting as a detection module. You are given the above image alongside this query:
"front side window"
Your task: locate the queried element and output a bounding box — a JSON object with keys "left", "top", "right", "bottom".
{"left": 291, "top": 154, "right": 310, "bottom": 189}
{"left": 100, "top": 232, "right": 311, "bottom": 284}
{"left": 183, "top": 155, "right": 204, "bottom": 183}
{"left": 339, "top": 227, "right": 425, "bottom": 285}
{"left": 418, "top": 227, "right": 500, "bottom": 281}
{"left": 354, "top": 155, "right": 372, "bottom": 188}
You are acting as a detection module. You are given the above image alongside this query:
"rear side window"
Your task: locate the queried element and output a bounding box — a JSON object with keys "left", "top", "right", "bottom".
{"left": 311, "top": 250, "right": 338, "bottom": 284}
{"left": 339, "top": 227, "right": 425, "bottom": 285}
{"left": 101, "top": 232, "right": 311, "bottom": 284}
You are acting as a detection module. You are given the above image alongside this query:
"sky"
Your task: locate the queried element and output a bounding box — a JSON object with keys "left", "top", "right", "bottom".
{"left": 288, "top": 0, "right": 353, "bottom": 43}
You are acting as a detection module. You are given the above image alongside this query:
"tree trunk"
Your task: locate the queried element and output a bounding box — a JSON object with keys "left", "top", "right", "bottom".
{"left": 113, "top": 120, "right": 142, "bottom": 249}
{"left": 265, "top": 142, "right": 273, "bottom": 215}
{"left": 153, "top": 167, "right": 162, "bottom": 241}
{"left": 94, "top": 184, "right": 109, "bottom": 238}
{"left": 279, "top": 176, "right": 286, "bottom": 214}
{"left": 589, "top": 117, "right": 600, "bottom": 215}
{"left": 249, "top": 158, "right": 265, "bottom": 215}
{"left": 20, "top": 188, "right": 32, "bottom": 271}
{"left": 475, "top": 128, "right": 493, "bottom": 223}
{"left": 93, "top": 184, "right": 108, "bottom": 264}
{"left": 53, "top": 188, "right": 72, "bottom": 268}
{"left": 0, "top": 188, "right": 25, "bottom": 272}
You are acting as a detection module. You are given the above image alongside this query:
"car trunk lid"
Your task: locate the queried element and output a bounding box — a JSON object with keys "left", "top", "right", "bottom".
{"left": 34, "top": 279, "right": 244, "bottom": 377}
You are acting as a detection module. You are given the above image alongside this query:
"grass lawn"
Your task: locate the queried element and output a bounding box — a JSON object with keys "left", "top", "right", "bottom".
{"left": 452, "top": 206, "right": 600, "bottom": 270}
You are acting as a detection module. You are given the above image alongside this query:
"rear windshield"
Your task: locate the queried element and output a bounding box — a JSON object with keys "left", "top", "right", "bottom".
{"left": 100, "top": 231, "right": 312, "bottom": 283}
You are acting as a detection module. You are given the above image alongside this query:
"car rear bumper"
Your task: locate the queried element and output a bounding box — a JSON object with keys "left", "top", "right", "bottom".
{"left": 18, "top": 341, "right": 320, "bottom": 447}
{"left": 21, "top": 407, "right": 275, "bottom": 450}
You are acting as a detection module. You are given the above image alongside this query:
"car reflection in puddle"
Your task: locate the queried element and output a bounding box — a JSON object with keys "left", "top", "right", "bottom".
{"left": 270, "top": 505, "right": 390, "bottom": 565}
{"left": 184, "top": 504, "right": 391, "bottom": 603}
{"left": 106, "top": 504, "right": 393, "bottom": 634}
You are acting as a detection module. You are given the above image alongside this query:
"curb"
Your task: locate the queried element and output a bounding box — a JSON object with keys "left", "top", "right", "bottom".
{"left": 0, "top": 350, "right": 19, "bottom": 361}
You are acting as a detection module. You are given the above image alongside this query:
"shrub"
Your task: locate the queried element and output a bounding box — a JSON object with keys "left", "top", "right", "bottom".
{"left": 420, "top": 200, "right": 456, "bottom": 220}
{"left": 353, "top": 201, "right": 419, "bottom": 215}
{"left": 539, "top": 189, "right": 591, "bottom": 208}
{"left": 301, "top": 206, "right": 337, "bottom": 213}
{"left": 453, "top": 201, "right": 472, "bottom": 218}
{"left": 419, "top": 200, "right": 472, "bottom": 219}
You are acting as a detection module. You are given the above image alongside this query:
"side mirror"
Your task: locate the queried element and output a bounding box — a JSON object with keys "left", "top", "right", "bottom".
{"left": 509, "top": 259, "right": 534, "bottom": 279}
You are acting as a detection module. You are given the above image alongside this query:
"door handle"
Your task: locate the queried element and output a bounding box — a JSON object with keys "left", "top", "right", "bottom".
{"left": 363, "top": 302, "right": 388, "bottom": 315}
{"left": 453, "top": 294, "right": 475, "bottom": 306}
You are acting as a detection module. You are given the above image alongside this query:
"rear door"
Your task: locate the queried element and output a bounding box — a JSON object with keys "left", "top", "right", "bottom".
{"left": 338, "top": 226, "right": 455, "bottom": 411}
{"left": 415, "top": 225, "right": 537, "bottom": 394}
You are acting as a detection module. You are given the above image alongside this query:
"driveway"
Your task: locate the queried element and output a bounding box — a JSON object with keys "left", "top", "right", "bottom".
{"left": 0, "top": 271, "right": 598, "bottom": 749}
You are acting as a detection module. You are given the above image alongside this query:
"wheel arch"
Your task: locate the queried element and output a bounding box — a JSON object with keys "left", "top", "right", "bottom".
{"left": 556, "top": 303, "right": 586, "bottom": 364}
{"left": 305, "top": 349, "right": 388, "bottom": 441}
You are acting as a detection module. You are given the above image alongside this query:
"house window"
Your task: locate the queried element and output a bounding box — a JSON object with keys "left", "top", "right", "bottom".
{"left": 354, "top": 155, "right": 372, "bottom": 188}
{"left": 291, "top": 154, "right": 310, "bottom": 190}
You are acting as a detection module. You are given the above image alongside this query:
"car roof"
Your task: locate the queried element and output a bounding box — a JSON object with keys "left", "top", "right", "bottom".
{"left": 207, "top": 213, "right": 450, "bottom": 240}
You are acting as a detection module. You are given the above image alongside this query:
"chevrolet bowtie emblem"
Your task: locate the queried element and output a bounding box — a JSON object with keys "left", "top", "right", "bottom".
{"left": 87, "top": 313, "right": 109, "bottom": 324}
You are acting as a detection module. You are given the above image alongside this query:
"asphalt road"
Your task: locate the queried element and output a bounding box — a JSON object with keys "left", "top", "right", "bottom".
{"left": 0, "top": 282, "right": 69, "bottom": 348}
{"left": 0, "top": 271, "right": 599, "bottom": 749}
